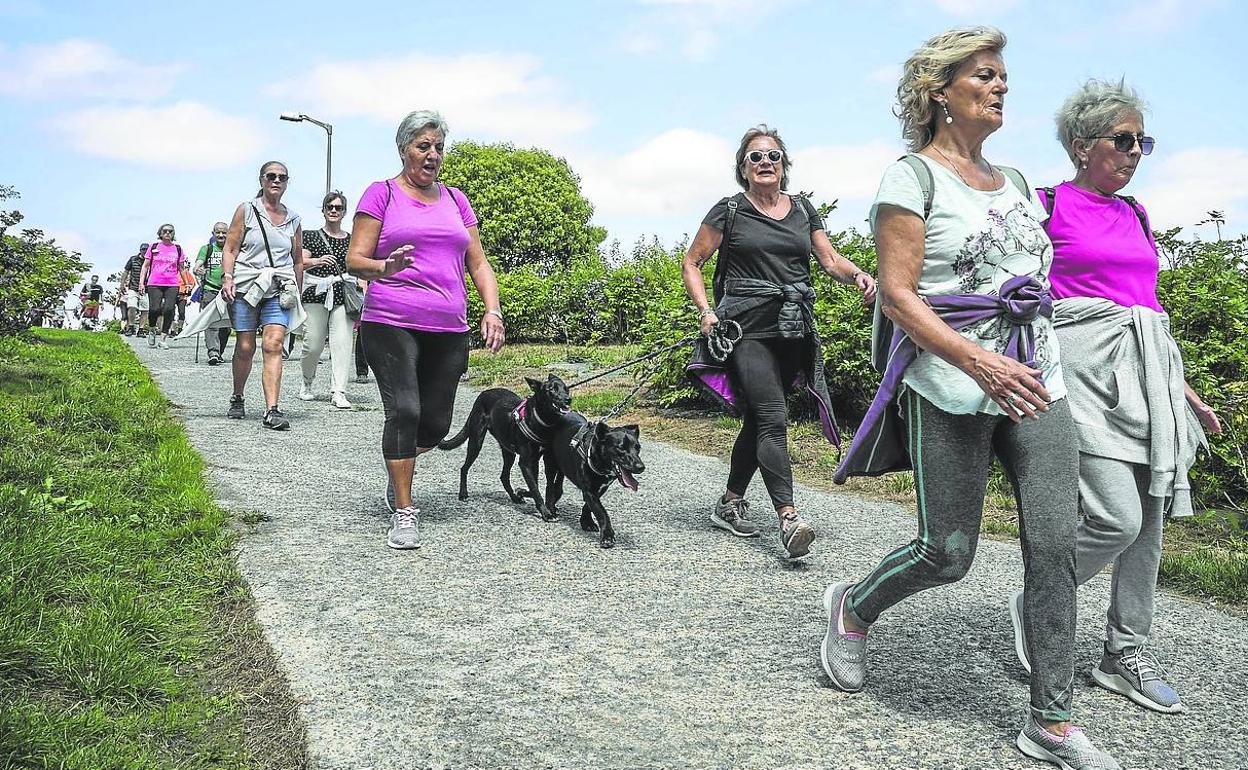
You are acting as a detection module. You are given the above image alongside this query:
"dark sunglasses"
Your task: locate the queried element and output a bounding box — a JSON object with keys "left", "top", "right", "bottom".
{"left": 1089, "top": 132, "right": 1155, "bottom": 155}
{"left": 159, "top": 229, "right": 174, "bottom": 235}
{"left": 324, "top": 204, "right": 346, "bottom": 212}
{"left": 264, "top": 172, "right": 290, "bottom": 182}
{"left": 746, "top": 149, "right": 784, "bottom": 164}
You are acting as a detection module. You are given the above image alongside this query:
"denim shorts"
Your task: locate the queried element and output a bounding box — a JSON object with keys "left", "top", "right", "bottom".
{"left": 232, "top": 295, "right": 290, "bottom": 332}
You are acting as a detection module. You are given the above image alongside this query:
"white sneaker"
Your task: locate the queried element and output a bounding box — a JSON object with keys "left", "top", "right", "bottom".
{"left": 158, "top": 335, "right": 170, "bottom": 349}
{"left": 331, "top": 391, "right": 351, "bottom": 410}
{"left": 298, "top": 380, "right": 315, "bottom": 401}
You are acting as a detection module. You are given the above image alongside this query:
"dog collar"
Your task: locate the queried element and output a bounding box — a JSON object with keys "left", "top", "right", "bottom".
{"left": 512, "top": 398, "right": 549, "bottom": 445}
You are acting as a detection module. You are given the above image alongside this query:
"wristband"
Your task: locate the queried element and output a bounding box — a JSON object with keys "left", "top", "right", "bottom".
{"left": 698, "top": 307, "right": 718, "bottom": 319}
{"left": 223, "top": 272, "right": 233, "bottom": 279}
{"left": 485, "top": 308, "right": 504, "bottom": 322}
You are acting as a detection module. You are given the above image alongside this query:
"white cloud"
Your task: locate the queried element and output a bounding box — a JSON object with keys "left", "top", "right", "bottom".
{"left": 51, "top": 102, "right": 267, "bottom": 170}
{"left": 625, "top": 0, "right": 789, "bottom": 62}
{"left": 1135, "top": 147, "right": 1248, "bottom": 235}
{"left": 0, "top": 39, "right": 182, "bottom": 101}
{"left": 573, "top": 129, "right": 899, "bottom": 242}
{"left": 42, "top": 229, "right": 89, "bottom": 256}
{"left": 269, "top": 53, "right": 593, "bottom": 144}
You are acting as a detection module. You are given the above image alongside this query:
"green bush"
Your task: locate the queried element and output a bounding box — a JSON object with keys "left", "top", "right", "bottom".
{"left": 440, "top": 142, "right": 607, "bottom": 273}
{"left": 0, "top": 185, "right": 89, "bottom": 336}
{"left": 1156, "top": 229, "right": 1248, "bottom": 509}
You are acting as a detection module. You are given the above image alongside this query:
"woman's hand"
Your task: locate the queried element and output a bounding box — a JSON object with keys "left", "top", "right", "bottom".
{"left": 376, "top": 245, "right": 415, "bottom": 278}
{"left": 700, "top": 310, "right": 720, "bottom": 337}
{"left": 1187, "top": 391, "right": 1222, "bottom": 434}
{"left": 480, "top": 312, "right": 505, "bottom": 353}
{"left": 965, "top": 350, "right": 1051, "bottom": 422}
{"left": 221, "top": 275, "right": 236, "bottom": 303}
{"left": 855, "top": 272, "right": 878, "bottom": 304}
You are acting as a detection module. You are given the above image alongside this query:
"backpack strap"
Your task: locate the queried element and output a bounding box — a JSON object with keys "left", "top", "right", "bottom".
{"left": 1039, "top": 186, "right": 1057, "bottom": 217}
{"left": 996, "top": 165, "right": 1031, "bottom": 200}
{"left": 249, "top": 204, "right": 277, "bottom": 268}
{"left": 710, "top": 194, "right": 741, "bottom": 305}
{"left": 1116, "top": 194, "right": 1152, "bottom": 243}
{"left": 899, "top": 154, "right": 934, "bottom": 220}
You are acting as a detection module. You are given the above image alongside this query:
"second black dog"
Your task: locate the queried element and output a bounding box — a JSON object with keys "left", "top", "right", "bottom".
{"left": 542, "top": 413, "right": 645, "bottom": 548}
{"left": 439, "top": 374, "right": 571, "bottom": 516}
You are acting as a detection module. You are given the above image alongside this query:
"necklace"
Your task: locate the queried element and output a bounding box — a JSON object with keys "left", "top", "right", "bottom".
{"left": 931, "top": 144, "right": 998, "bottom": 189}
{"left": 747, "top": 191, "right": 786, "bottom": 219}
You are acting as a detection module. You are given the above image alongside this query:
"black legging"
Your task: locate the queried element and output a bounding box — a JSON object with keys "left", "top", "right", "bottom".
{"left": 726, "top": 336, "right": 810, "bottom": 509}
{"left": 354, "top": 326, "right": 369, "bottom": 377}
{"left": 146, "top": 285, "right": 178, "bottom": 334}
{"left": 361, "top": 321, "right": 468, "bottom": 459}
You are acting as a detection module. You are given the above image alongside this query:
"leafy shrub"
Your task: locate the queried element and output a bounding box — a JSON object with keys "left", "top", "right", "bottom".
{"left": 0, "top": 185, "right": 89, "bottom": 336}
{"left": 1156, "top": 229, "right": 1248, "bottom": 509}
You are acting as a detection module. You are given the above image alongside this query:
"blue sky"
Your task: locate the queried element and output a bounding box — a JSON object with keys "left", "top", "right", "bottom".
{"left": 1, "top": 0, "right": 1244, "bottom": 290}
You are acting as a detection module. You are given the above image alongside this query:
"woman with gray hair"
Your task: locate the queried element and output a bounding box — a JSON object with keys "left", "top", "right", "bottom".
{"left": 1006, "top": 78, "right": 1220, "bottom": 715}
{"left": 682, "top": 124, "right": 875, "bottom": 559}
{"left": 824, "top": 28, "right": 1120, "bottom": 770}
{"left": 346, "top": 109, "right": 505, "bottom": 551}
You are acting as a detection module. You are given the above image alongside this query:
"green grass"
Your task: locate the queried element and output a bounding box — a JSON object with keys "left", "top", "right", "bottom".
{"left": 467, "top": 342, "right": 642, "bottom": 385}
{"left": 0, "top": 330, "right": 305, "bottom": 769}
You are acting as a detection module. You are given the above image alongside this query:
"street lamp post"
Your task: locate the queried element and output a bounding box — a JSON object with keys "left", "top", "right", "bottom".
{"left": 279, "top": 112, "right": 334, "bottom": 194}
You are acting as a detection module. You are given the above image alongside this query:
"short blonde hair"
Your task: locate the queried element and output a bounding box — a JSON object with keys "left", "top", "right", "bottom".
{"left": 896, "top": 26, "right": 1007, "bottom": 152}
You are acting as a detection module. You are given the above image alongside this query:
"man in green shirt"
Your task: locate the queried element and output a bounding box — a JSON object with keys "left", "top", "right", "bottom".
{"left": 194, "top": 221, "right": 231, "bottom": 365}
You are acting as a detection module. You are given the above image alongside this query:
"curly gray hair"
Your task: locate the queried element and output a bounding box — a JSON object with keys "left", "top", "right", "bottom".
{"left": 395, "top": 110, "right": 450, "bottom": 154}
{"left": 733, "top": 125, "right": 792, "bottom": 190}
{"left": 1055, "top": 78, "right": 1148, "bottom": 168}
{"left": 895, "top": 26, "right": 1007, "bottom": 152}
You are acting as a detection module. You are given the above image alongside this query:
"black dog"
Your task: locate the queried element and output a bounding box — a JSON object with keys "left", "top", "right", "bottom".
{"left": 439, "top": 374, "right": 572, "bottom": 516}
{"left": 542, "top": 413, "right": 645, "bottom": 548}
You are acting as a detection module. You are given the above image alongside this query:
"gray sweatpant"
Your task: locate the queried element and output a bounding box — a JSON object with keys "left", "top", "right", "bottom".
{"left": 847, "top": 390, "right": 1079, "bottom": 723}
{"left": 1075, "top": 454, "right": 1165, "bottom": 653}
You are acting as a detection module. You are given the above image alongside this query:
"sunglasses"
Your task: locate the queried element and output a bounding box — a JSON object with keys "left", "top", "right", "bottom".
{"left": 263, "top": 172, "right": 290, "bottom": 182}
{"left": 325, "top": 204, "right": 346, "bottom": 212}
{"left": 160, "top": 229, "right": 174, "bottom": 235}
{"left": 746, "top": 149, "right": 784, "bottom": 164}
{"left": 1089, "top": 132, "right": 1155, "bottom": 155}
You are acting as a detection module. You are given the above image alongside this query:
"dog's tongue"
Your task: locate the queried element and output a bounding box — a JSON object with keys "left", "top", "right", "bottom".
{"left": 616, "top": 468, "right": 639, "bottom": 492}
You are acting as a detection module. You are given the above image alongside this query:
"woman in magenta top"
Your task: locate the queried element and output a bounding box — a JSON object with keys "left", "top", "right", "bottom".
{"left": 139, "top": 222, "right": 186, "bottom": 349}
{"left": 346, "top": 109, "right": 505, "bottom": 551}
{"left": 1007, "top": 79, "right": 1221, "bottom": 716}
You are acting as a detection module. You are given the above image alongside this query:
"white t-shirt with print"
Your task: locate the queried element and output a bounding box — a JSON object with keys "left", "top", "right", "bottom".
{"left": 869, "top": 155, "right": 1066, "bottom": 415}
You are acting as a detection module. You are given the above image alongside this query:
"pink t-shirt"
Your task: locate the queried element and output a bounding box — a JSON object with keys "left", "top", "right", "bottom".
{"left": 356, "top": 181, "right": 478, "bottom": 332}
{"left": 1040, "top": 182, "right": 1162, "bottom": 312}
{"left": 146, "top": 242, "right": 183, "bottom": 287}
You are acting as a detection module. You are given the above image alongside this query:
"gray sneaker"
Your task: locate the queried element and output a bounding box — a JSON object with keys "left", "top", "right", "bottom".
{"left": 780, "top": 513, "right": 815, "bottom": 558}
{"left": 387, "top": 507, "right": 421, "bottom": 550}
{"left": 1009, "top": 590, "right": 1032, "bottom": 674}
{"left": 820, "top": 582, "right": 868, "bottom": 692}
{"left": 147, "top": 329, "right": 157, "bottom": 347}
{"left": 1091, "top": 644, "right": 1183, "bottom": 714}
{"left": 1016, "top": 715, "right": 1121, "bottom": 770}
{"left": 710, "top": 496, "right": 759, "bottom": 537}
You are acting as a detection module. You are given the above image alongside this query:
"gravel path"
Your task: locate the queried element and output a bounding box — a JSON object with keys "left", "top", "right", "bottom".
{"left": 133, "top": 335, "right": 1247, "bottom": 770}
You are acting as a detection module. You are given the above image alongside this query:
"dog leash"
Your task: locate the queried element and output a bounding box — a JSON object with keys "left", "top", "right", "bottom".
{"left": 564, "top": 321, "right": 742, "bottom": 391}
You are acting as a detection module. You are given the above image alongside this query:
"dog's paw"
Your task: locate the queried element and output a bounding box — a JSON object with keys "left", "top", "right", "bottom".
{"left": 600, "top": 532, "right": 616, "bottom": 549}
{"left": 580, "top": 517, "right": 599, "bottom": 532}
{"left": 457, "top": 491, "right": 468, "bottom": 501}
{"left": 541, "top": 507, "right": 559, "bottom": 522}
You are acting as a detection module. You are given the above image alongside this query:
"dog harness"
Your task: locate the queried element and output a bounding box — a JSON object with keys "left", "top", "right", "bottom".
{"left": 569, "top": 421, "right": 610, "bottom": 477}
{"left": 511, "top": 398, "right": 554, "bottom": 445}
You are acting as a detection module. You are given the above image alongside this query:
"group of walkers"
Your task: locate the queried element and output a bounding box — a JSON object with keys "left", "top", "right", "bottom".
{"left": 107, "top": 23, "right": 1221, "bottom": 770}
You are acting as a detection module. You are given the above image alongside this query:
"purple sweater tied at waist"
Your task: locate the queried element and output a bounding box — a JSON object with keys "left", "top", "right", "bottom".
{"left": 834, "top": 274, "right": 1052, "bottom": 483}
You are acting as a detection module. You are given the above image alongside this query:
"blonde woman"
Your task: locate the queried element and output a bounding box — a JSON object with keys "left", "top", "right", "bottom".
{"left": 825, "top": 27, "right": 1119, "bottom": 770}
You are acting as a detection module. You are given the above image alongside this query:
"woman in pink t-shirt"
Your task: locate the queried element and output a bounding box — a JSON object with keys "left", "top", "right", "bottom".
{"left": 1008, "top": 79, "right": 1222, "bottom": 716}
{"left": 139, "top": 222, "right": 186, "bottom": 349}
{"left": 346, "top": 109, "right": 505, "bottom": 551}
